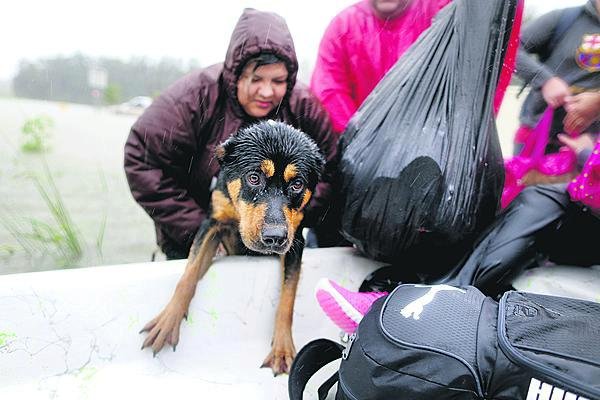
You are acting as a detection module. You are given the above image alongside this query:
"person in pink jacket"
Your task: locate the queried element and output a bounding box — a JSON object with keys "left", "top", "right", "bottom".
{"left": 311, "top": 0, "right": 451, "bottom": 135}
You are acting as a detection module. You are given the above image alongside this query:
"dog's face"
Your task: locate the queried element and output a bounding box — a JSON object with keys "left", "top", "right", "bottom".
{"left": 215, "top": 121, "right": 325, "bottom": 254}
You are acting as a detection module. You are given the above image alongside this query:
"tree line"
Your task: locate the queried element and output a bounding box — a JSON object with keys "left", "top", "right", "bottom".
{"left": 12, "top": 53, "right": 200, "bottom": 105}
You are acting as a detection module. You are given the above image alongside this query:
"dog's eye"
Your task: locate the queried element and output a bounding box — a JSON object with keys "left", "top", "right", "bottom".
{"left": 290, "top": 179, "right": 304, "bottom": 193}
{"left": 246, "top": 172, "right": 261, "bottom": 186}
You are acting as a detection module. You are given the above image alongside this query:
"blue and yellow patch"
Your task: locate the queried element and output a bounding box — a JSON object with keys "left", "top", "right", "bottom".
{"left": 576, "top": 33, "right": 600, "bottom": 72}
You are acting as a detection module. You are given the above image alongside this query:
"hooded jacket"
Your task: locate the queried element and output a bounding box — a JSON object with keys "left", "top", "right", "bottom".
{"left": 516, "top": 0, "right": 600, "bottom": 150}
{"left": 310, "top": 0, "right": 450, "bottom": 134}
{"left": 124, "top": 8, "right": 336, "bottom": 254}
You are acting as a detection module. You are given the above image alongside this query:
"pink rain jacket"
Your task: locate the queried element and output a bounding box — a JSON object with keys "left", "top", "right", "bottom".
{"left": 311, "top": 0, "right": 451, "bottom": 134}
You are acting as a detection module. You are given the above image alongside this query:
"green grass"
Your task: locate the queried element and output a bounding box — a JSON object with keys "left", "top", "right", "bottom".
{"left": 20, "top": 115, "right": 53, "bottom": 153}
{"left": 95, "top": 167, "right": 108, "bottom": 261}
{"left": 1, "top": 110, "right": 111, "bottom": 271}
{"left": 0, "top": 159, "right": 84, "bottom": 267}
{"left": 0, "top": 244, "right": 16, "bottom": 257}
{"left": 0, "top": 160, "right": 110, "bottom": 269}
{"left": 31, "top": 160, "right": 83, "bottom": 266}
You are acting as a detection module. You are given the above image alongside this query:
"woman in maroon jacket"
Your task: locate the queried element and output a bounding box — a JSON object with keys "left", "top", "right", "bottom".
{"left": 124, "top": 8, "right": 336, "bottom": 259}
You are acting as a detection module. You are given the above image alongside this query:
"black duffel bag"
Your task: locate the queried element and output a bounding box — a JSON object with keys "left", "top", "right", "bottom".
{"left": 289, "top": 285, "right": 600, "bottom": 400}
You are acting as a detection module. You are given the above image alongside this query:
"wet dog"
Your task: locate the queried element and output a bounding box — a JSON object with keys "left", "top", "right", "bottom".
{"left": 140, "top": 120, "right": 325, "bottom": 375}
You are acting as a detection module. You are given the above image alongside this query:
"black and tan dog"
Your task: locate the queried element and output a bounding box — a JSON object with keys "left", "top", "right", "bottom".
{"left": 140, "top": 120, "right": 325, "bottom": 375}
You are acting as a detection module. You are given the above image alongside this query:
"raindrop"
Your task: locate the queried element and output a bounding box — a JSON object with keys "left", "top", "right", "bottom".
{"left": 264, "top": 24, "right": 272, "bottom": 45}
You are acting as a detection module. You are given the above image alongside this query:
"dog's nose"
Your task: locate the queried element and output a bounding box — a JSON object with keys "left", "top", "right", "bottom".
{"left": 261, "top": 225, "right": 288, "bottom": 247}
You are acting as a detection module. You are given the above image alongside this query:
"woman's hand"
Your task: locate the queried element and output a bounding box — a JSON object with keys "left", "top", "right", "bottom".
{"left": 563, "top": 92, "right": 600, "bottom": 134}
{"left": 557, "top": 133, "right": 597, "bottom": 155}
{"left": 541, "top": 77, "right": 571, "bottom": 109}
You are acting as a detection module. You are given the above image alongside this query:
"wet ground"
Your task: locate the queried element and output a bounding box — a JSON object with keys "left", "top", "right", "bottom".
{"left": 0, "top": 90, "right": 523, "bottom": 275}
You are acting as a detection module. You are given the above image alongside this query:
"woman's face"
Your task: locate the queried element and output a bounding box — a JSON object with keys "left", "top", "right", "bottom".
{"left": 236, "top": 62, "right": 288, "bottom": 118}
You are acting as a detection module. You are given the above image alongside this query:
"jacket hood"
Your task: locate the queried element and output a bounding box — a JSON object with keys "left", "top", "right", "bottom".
{"left": 222, "top": 8, "right": 299, "bottom": 117}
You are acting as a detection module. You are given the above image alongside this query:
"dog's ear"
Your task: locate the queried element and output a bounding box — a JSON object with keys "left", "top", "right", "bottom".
{"left": 315, "top": 151, "right": 326, "bottom": 174}
{"left": 215, "top": 135, "right": 236, "bottom": 165}
{"left": 311, "top": 150, "right": 326, "bottom": 181}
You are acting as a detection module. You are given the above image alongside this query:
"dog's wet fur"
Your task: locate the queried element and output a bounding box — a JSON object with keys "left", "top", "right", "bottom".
{"left": 140, "top": 120, "right": 325, "bottom": 375}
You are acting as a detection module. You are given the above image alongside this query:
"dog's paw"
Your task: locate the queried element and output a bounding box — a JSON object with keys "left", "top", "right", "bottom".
{"left": 139, "top": 301, "right": 187, "bottom": 356}
{"left": 260, "top": 336, "right": 296, "bottom": 376}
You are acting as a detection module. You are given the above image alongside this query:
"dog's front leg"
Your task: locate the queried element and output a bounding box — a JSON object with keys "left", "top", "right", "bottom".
{"left": 140, "top": 220, "right": 221, "bottom": 355}
{"left": 261, "top": 234, "right": 304, "bottom": 376}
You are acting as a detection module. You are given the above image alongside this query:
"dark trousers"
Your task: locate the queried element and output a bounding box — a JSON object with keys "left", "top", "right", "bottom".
{"left": 439, "top": 184, "right": 600, "bottom": 297}
{"left": 161, "top": 240, "right": 189, "bottom": 261}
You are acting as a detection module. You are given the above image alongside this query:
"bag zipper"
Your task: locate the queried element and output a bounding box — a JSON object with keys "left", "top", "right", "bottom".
{"left": 338, "top": 332, "right": 361, "bottom": 400}
{"left": 497, "top": 293, "right": 600, "bottom": 400}
{"left": 342, "top": 332, "right": 356, "bottom": 360}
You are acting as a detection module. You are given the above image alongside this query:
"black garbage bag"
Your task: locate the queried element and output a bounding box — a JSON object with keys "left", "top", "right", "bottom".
{"left": 339, "top": 0, "right": 519, "bottom": 270}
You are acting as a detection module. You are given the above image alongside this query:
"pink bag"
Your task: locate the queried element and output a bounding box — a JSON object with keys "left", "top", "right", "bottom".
{"left": 501, "top": 108, "right": 577, "bottom": 208}
{"left": 568, "top": 141, "right": 600, "bottom": 210}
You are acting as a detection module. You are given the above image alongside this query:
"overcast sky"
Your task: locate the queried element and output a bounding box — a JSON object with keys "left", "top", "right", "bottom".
{"left": 1, "top": 0, "right": 587, "bottom": 81}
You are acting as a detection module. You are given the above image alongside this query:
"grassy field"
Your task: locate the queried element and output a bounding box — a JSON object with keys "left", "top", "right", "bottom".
{"left": 0, "top": 91, "right": 524, "bottom": 275}
{"left": 0, "top": 97, "right": 156, "bottom": 274}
